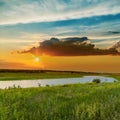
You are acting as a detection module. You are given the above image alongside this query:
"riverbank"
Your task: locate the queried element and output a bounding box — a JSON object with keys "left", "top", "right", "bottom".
{"left": 0, "top": 76, "right": 117, "bottom": 89}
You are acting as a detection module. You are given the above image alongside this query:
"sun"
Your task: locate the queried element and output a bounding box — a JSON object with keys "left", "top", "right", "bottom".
{"left": 34, "top": 57, "right": 40, "bottom": 62}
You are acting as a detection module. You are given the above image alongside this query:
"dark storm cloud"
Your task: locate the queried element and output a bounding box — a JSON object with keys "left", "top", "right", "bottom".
{"left": 19, "top": 37, "right": 120, "bottom": 56}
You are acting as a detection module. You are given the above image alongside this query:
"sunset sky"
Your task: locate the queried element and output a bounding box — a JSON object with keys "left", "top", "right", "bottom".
{"left": 0, "top": 0, "right": 120, "bottom": 72}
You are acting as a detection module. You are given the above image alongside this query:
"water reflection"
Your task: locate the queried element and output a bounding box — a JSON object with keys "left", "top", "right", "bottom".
{"left": 0, "top": 76, "right": 117, "bottom": 89}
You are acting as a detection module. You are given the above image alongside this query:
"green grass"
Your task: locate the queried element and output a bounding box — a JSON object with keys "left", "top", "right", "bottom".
{"left": 0, "top": 70, "right": 120, "bottom": 119}
{"left": 0, "top": 70, "right": 114, "bottom": 81}
{"left": 0, "top": 82, "right": 120, "bottom": 120}
{"left": 110, "top": 74, "right": 120, "bottom": 81}
{"left": 0, "top": 71, "right": 84, "bottom": 80}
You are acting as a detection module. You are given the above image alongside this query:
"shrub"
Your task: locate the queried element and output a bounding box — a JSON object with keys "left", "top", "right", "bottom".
{"left": 93, "top": 79, "right": 101, "bottom": 83}
{"left": 46, "top": 84, "right": 50, "bottom": 87}
{"left": 38, "top": 83, "right": 41, "bottom": 87}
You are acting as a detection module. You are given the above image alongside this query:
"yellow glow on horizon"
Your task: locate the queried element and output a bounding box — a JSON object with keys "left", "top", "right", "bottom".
{"left": 34, "top": 57, "right": 40, "bottom": 62}
{"left": 0, "top": 49, "right": 120, "bottom": 73}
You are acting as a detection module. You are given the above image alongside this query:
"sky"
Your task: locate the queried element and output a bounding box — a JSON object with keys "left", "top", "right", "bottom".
{"left": 0, "top": 0, "right": 120, "bottom": 72}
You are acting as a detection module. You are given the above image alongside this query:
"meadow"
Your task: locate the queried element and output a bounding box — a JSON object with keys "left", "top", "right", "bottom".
{"left": 0, "top": 69, "right": 108, "bottom": 81}
{"left": 0, "top": 83, "right": 120, "bottom": 120}
{"left": 0, "top": 70, "right": 120, "bottom": 120}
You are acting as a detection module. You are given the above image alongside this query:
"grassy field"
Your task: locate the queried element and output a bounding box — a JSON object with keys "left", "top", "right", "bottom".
{"left": 0, "top": 72, "right": 83, "bottom": 80}
{"left": 0, "top": 69, "right": 110, "bottom": 81}
{"left": 0, "top": 70, "right": 120, "bottom": 120}
{"left": 0, "top": 82, "right": 120, "bottom": 120}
